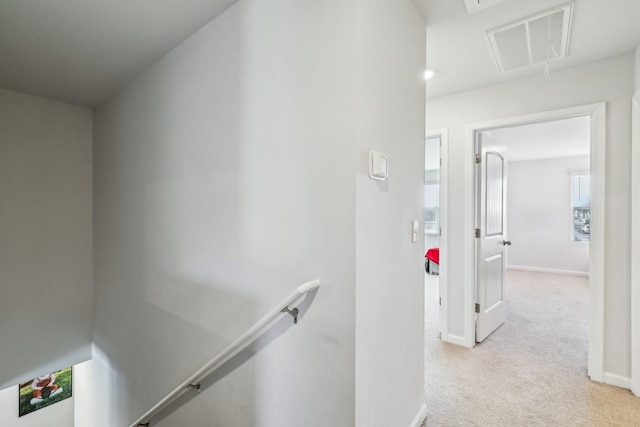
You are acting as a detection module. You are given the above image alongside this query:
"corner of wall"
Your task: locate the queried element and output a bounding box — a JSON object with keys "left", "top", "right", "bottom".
{"left": 635, "top": 44, "right": 640, "bottom": 93}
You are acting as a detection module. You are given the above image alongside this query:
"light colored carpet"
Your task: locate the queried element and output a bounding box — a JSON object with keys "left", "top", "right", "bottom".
{"left": 423, "top": 270, "right": 640, "bottom": 426}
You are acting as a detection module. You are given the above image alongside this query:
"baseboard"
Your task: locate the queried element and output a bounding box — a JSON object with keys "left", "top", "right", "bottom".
{"left": 603, "top": 372, "right": 631, "bottom": 390}
{"left": 507, "top": 265, "right": 588, "bottom": 277}
{"left": 409, "top": 402, "right": 427, "bottom": 427}
{"left": 442, "top": 333, "right": 469, "bottom": 348}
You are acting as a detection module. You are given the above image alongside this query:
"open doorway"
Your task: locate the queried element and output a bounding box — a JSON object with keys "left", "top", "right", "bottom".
{"left": 424, "top": 135, "right": 440, "bottom": 267}
{"left": 424, "top": 105, "right": 611, "bottom": 424}
{"left": 474, "top": 116, "right": 591, "bottom": 344}
{"left": 462, "top": 103, "right": 606, "bottom": 383}
{"left": 424, "top": 129, "right": 448, "bottom": 340}
{"left": 424, "top": 134, "right": 441, "bottom": 341}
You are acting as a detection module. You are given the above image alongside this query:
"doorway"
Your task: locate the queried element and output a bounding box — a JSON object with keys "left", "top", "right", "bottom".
{"left": 474, "top": 116, "right": 591, "bottom": 343}
{"left": 425, "top": 129, "right": 448, "bottom": 339}
{"left": 464, "top": 103, "right": 606, "bottom": 382}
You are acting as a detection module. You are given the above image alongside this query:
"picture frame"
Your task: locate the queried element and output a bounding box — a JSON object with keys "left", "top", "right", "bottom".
{"left": 18, "top": 367, "right": 72, "bottom": 417}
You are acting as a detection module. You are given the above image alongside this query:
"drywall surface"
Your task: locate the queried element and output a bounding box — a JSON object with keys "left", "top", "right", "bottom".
{"left": 507, "top": 156, "right": 590, "bottom": 274}
{"left": 0, "top": 89, "right": 92, "bottom": 388}
{"left": 426, "top": 54, "right": 634, "bottom": 378}
{"left": 0, "top": 384, "right": 73, "bottom": 427}
{"left": 74, "top": 349, "right": 115, "bottom": 427}
{"left": 354, "top": 0, "right": 426, "bottom": 426}
{"left": 636, "top": 44, "right": 640, "bottom": 93}
{"left": 87, "top": 0, "right": 357, "bottom": 425}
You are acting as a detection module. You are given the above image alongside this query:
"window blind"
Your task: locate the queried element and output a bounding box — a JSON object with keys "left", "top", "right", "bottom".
{"left": 571, "top": 172, "right": 590, "bottom": 243}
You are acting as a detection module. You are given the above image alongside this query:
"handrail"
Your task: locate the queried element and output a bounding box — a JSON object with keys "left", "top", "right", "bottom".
{"left": 130, "top": 279, "right": 321, "bottom": 427}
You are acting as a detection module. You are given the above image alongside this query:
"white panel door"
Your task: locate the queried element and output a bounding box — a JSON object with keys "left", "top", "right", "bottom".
{"left": 476, "top": 138, "right": 509, "bottom": 343}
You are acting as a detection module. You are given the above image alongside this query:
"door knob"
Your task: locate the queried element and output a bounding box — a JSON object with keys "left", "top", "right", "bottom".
{"left": 502, "top": 240, "right": 511, "bottom": 246}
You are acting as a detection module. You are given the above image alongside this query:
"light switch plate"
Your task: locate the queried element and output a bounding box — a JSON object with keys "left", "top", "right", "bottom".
{"left": 412, "top": 220, "right": 419, "bottom": 242}
{"left": 369, "top": 151, "right": 388, "bottom": 181}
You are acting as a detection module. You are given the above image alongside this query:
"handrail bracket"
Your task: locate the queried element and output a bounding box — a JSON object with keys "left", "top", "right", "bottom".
{"left": 187, "top": 383, "right": 201, "bottom": 392}
{"left": 281, "top": 306, "right": 299, "bottom": 324}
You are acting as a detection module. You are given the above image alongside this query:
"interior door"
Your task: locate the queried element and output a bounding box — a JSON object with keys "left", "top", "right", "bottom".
{"left": 475, "top": 133, "right": 509, "bottom": 343}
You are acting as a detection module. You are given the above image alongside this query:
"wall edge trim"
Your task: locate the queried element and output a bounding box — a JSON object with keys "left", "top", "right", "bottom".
{"left": 603, "top": 372, "right": 632, "bottom": 390}
{"left": 507, "top": 265, "right": 588, "bottom": 277}
{"left": 409, "top": 402, "right": 428, "bottom": 427}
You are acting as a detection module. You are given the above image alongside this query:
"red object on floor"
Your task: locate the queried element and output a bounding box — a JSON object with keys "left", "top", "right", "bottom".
{"left": 425, "top": 248, "right": 439, "bottom": 265}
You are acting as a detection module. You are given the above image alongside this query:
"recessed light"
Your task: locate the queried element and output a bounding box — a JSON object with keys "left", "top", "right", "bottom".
{"left": 424, "top": 68, "right": 436, "bottom": 80}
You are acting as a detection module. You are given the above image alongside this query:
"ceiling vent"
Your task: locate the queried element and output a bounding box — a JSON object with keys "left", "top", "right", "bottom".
{"left": 464, "top": 0, "right": 507, "bottom": 14}
{"left": 486, "top": 3, "right": 574, "bottom": 74}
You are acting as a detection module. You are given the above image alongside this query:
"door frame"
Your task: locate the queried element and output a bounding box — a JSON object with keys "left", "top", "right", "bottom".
{"left": 425, "top": 128, "right": 449, "bottom": 342}
{"left": 632, "top": 93, "right": 640, "bottom": 396}
{"left": 463, "top": 102, "right": 606, "bottom": 382}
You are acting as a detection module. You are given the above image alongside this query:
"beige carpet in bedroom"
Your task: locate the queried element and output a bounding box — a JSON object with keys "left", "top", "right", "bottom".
{"left": 423, "top": 270, "right": 640, "bottom": 426}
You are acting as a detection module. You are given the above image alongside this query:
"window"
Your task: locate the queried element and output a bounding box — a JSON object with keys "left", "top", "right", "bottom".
{"left": 424, "top": 182, "right": 439, "bottom": 234}
{"left": 571, "top": 172, "right": 590, "bottom": 243}
{"left": 425, "top": 136, "right": 440, "bottom": 236}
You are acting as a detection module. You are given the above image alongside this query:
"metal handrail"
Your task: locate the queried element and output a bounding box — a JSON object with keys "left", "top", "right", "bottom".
{"left": 130, "top": 279, "right": 321, "bottom": 427}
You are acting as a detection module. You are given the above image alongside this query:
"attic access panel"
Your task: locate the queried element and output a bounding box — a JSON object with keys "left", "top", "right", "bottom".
{"left": 487, "top": 3, "right": 574, "bottom": 74}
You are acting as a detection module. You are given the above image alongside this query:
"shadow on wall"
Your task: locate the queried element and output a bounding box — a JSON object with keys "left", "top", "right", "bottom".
{"left": 93, "top": 279, "right": 260, "bottom": 426}
{"left": 152, "top": 289, "right": 319, "bottom": 426}
{"left": 1, "top": 343, "right": 92, "bottom": 391}
{"left": 79, "top": 282, "right": 319, "bottom": 426}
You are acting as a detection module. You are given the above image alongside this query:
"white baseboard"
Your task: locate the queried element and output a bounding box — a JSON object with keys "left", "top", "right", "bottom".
{"left": 603, "top": 372, "right": 631, "bottom": 390}
{"left": 507, "top": 265, "right": 589, "bottom": 277}
{"left": 442, "top": 333, "right": 469, "bottom": 348}
{"left": 409, "top": 402, "right": 427, "bottom": 427}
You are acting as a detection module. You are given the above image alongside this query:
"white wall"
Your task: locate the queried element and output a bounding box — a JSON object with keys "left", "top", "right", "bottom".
{"left": 74, "top": 345, "right": 127, "bottom": 426}
{"left": 635, "top": 45, "right": 640, "bottom": 93}
{"left": 82, "top": 0, "right": 427, "bottom": 425}
{"left": 0, "top": 89, "right": 93, "bottom": 389}
{"left": 426, "top": 54, "right": 634, "bottom": 378}
{"left": 85, "top": 0, "right": 358, "bottom": 425}
{"left": 632, "top": 53, "right": 640, "bottom": 397}
{"left": 354, "top": 1, "right": 426, "bottom": 426}
{"left": 507, "top": 156, "right": 590, "bottom": 274}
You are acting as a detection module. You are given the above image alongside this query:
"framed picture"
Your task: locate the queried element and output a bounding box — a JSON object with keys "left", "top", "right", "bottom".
{"left": 19, "top": 367, "right": 72, "bottom": 417}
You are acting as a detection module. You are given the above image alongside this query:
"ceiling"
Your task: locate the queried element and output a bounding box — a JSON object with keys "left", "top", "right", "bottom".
{"left": 419, "top": 0, "right": 640, "bottom": 99}
{"left": 0, "top": 0, "right": 238, "bottom": 107}
{"left": 482, "top": 115, "right": 590, "bottom": 161}
{"left": 1, "top": 0, "right": 639, "bottom": 107}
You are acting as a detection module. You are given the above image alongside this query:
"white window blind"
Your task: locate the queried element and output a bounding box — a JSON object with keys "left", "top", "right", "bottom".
{"left": 571, "top": 172, "right": 590, "bottom": 243}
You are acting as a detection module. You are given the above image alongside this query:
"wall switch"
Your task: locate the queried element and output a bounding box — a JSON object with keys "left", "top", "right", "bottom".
{"left": 369, "top": 151, "right": 389, "bottom": 180}
{"left": 412, "top": 220, "right": 419, "bottom": 242}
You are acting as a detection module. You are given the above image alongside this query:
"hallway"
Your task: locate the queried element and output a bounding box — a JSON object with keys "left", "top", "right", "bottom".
{"left": 424, "top": 270, "right": 640, "bottom": 426}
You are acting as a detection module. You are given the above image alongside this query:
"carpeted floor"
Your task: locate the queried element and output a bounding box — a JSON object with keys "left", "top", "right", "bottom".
{"left": 423, "top": 270, "right": 640, "bottom": 426}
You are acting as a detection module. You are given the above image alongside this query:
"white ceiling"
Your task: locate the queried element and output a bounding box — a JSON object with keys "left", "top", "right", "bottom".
{"left": 0, "top": 0, "right": 238, "bottom": 107}
{"left": 420, "top": 0, "right": 640, "bottom": 99}
{"left": 1, "top": 0, "right": 639, "bottom": 107}
{"left": 482, "top": 115, "right": 590, "bottom": 161}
